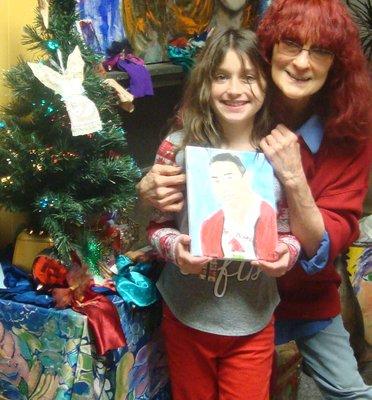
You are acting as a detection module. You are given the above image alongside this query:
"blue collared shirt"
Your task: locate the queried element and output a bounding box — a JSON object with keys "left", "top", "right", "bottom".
{"left": 275, "top": 115, "right": 332, "bottom": 345}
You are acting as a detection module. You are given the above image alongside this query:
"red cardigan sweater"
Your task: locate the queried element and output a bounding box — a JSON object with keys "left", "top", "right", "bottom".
{"left": 200, "top": 202, "right": 277, "bottom": 261}
{"left": 276, "top": 138, "right": 371, "bottom": 320}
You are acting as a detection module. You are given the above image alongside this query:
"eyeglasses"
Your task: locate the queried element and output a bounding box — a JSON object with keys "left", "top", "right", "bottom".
{"left": 277, "top": 40, "right": 334, "bottom": 64}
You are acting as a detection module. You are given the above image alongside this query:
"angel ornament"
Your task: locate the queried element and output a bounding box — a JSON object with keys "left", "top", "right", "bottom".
{"left": 28, "top": 46, "right": 103, "bottom": 136}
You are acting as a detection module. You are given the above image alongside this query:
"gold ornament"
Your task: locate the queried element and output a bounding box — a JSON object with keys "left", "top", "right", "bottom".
{"left": 12, "top": 229, "right": 54, "bottom": 273}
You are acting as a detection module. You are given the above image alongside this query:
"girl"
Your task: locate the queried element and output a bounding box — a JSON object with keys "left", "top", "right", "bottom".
{"left": 147, "top": 28, "right": 300, "bottom": 400}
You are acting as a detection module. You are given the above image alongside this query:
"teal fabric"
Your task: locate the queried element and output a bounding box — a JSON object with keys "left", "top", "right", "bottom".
{"left": 114, "top": 255, "right": 159, "bottom": 307}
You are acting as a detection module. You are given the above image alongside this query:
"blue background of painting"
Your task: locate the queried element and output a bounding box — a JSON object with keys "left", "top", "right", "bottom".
{"left": 186, "top": 146, "right": 276, "bottom": 255}
{"left": 77, "top": 0, "right": 126, "bottom": 55}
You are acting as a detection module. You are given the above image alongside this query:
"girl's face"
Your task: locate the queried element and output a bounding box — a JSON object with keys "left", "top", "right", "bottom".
{"left": 271, "top": 40, "right": 334, "bottom": 106}
{"left": 210, "top": 49, "right": 266, "bottom": 131}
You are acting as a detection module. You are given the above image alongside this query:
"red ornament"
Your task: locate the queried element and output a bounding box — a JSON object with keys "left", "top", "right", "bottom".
{"left": 32, "top": 254, "right": 69, "bottom": 286}
{"left": 107, "top": 150, "right": 121, "bottom": 159}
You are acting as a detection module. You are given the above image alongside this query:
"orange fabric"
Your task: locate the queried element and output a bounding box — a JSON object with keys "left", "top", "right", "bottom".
{"left": 169, "top": 0, "right": 214, "bottom": 36}
{"left": 161, "top": 305, "right": 274, "bottom": 400}
{"left": 242, "top": 4, "right": 255, "bottom": 28}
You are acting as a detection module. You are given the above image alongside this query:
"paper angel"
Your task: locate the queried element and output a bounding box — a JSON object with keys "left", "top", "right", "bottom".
{"left": 28, "top": 46, "right": 103, "bottom": 136}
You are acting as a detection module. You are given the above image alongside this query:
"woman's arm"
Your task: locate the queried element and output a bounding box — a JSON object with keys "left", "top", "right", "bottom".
{"left": 260, "top": 124, "right": 325, "bottom": 257}
{"left": 136, "top": 164, "right": 186, "bottom": 212}
{"left": 260, "top": 124, "right": 370, "bottom": 263}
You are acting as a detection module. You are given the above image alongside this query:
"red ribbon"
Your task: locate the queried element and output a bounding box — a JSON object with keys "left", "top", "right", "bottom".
{"left": 71, "top": 289, "right": 126, "bottom": 355}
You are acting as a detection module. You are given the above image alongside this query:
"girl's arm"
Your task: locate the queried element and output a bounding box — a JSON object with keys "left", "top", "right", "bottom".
{"left": 146, "top": 136, "right": 210, "bottom": 274}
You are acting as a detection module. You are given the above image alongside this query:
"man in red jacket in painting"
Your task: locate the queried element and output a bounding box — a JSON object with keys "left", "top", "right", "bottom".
{"left": 200, "top": 152, "right": 277, "bottom": 261}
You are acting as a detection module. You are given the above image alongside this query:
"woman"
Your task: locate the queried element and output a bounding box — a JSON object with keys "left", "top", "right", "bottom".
{"left": 137, "top": 0, "right": 372, "bottom": 398}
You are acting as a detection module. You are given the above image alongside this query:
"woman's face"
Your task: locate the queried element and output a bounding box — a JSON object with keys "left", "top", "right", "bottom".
{"left": 219, "top": 0, "right": 247, "bottom": 12}
{"left": 271, "top": 40, "right": 334, "bottom": 106}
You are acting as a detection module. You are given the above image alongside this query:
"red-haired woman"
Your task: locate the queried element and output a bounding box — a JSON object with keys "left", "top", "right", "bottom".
{"left": 136, "top": 0, "right": 372, "bottom": 397}
{"left": 255, "top": 0, "right": 372, "bottom": 398}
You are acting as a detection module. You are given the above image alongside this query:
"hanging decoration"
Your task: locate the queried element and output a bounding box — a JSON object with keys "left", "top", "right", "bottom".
{"left": 27, "top": 46, "right": 103, "bottom": 137}
{"left": 38, "top": 0, "right": 49, "bottom": 29}
{"left": 45, "top": 40, "right": 59, "bottom": 52}
{"left": 84, "top": 236, "right": 103, "bottom": 278}
{"left": 104, "top": 78, "right": 134, "bottom": 113}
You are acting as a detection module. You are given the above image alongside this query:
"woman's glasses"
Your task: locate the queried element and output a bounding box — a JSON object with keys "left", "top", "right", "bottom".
{"left": 278, "top": 40, "right": 334, "bottom": 64}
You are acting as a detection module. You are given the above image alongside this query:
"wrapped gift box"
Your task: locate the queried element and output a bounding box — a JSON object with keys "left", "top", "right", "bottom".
{"left": 0, "top": 296, "right": 170, "bottom": 400}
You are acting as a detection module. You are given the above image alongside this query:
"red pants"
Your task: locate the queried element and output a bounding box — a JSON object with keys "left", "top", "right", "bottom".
{"left": 161, "top": 305, "right": 274, "bottom": 400}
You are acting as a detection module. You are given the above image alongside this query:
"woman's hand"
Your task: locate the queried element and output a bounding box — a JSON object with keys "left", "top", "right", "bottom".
{"left": 175, "top": 234, "right": 212, "bottom": 275}
{"left": 251, "top": 242, "right": 292, "bottom": 277}
{"left": 259, "top": 124, "right": 306, "bottom": 188}
{"left": 136, "top": 164, "right": 186, "bottom": 212}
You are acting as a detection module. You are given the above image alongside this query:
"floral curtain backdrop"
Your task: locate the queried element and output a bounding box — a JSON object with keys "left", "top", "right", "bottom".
{"left": 77, "top": 0, "right": 272, "bottom": 62}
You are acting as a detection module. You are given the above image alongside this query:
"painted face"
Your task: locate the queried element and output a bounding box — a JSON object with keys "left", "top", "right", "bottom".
{"left": 210, "top": 160, "right": 247, "bottom": 209}
{"left": 219, "top": 0, "right": 246, "bottom": 12}
{"left": 210, "top": 49, "right": 266, "bottom": 130}
{"left": 271, "top": 41, "right": 334, "bottom": 106}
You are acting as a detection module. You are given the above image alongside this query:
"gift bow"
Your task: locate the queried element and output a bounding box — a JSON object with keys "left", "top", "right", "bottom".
{"left": 114, "top": 255, "right": 158, "bottom": 307}
{"left": 33, "top": 253, "right": 126, "bottom": 355}
{"left": 28, "top": 46, "right": 103, "bottom": 136}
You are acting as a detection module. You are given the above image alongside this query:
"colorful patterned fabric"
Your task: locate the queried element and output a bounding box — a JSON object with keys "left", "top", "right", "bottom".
{"left": 0, "top": 296, "right": 170, "bottom": 400}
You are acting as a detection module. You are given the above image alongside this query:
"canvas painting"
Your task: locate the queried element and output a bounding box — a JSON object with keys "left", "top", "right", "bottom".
{"left": 186, "top": 146, "right": 277, "bottom": 261}
{"left": 348, "top": 246, "right": 372, "bottom": 345}
{"left": 77, "top": 0, "right": 126, "bottom": 55}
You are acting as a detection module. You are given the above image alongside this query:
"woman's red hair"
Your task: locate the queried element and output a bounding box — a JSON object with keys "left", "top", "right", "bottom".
{"left": 257, "top": 0, "right": 371, "bottom": 143}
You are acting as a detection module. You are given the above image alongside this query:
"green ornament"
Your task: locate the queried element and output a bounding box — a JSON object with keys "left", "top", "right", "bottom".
{"left": 45, "top": 106, "right": 55, "bottom": 116}
{"left": 0, "top": 121, "right": 6, "bottom": 129}
{"left": 45, "top": 40, "right": 59, "bottom": 51}
{"left": 85, "top": 238, "right": 103, "bottom": 277}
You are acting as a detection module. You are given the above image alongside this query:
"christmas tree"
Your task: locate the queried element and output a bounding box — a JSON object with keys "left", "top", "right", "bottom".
{"left": 0, "top": 0, "right": 140, "bottom": 265}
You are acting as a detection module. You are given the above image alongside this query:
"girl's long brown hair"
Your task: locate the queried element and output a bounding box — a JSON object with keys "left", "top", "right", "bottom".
{"left": 172, "top": 28, "right": 274, "bottom": 149}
